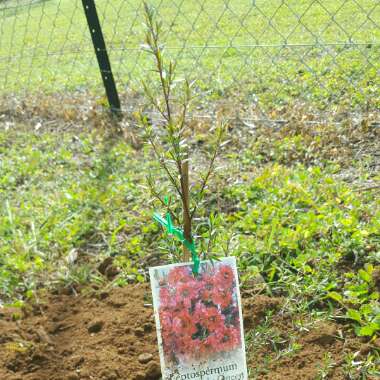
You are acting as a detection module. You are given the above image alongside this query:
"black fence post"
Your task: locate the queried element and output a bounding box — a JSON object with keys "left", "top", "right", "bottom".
{"left": 81, "top": 0, "right": 121, "bottom": 116}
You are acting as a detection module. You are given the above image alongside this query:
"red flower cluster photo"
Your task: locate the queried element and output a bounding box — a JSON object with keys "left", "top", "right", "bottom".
{"left": 157, "top": 263, "right": 242, "bottom": 365}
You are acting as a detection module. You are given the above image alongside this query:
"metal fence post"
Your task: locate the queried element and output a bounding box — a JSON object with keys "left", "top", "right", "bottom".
{"left": 81, "top": 0, "right": 121, "bottom": 115}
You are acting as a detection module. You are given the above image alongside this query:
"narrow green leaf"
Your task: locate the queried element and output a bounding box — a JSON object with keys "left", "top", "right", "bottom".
{"left": 347, "top": 309, "right": 363, "bottom": 323}
{"left": 327, "top": 291, "right": 343, "bottom": 303}
{"left": 358, "top": 324, "right": 378, "bottom": 337}
{"left": 358, "top": 269, "right": 371, "bottom": 283}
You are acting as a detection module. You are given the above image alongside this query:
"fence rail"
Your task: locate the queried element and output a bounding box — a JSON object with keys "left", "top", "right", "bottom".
{"left": 0, "top": 0, "right": 379, "bottom": 120}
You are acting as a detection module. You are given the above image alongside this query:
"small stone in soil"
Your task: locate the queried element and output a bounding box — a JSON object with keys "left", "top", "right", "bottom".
{"left": 31, "top": 352, "right": 48, "bottom": 364}
{"left": 99, "top": 292, "right": 109, "bottom": 300}
{"left": 99, "top": 368, "right": 118, "bottom": 379}
{"left": 66, "top": 373, "right": 79, "bottom": 380}
{"left": 88, "top": 320, "right": 104, "bottom": 334}
{"left": 134, "top": 327, "right": 144, "bottom": 337}
{"left": 36, "top": 326, "right": 54, "bottom": 345}
{"left": 62, "top": 349, "right": 73, "bottom": 356}
{"left": 145, "top": 361, "right": 161, "bottom": 379}
{"left": 70, "top": 355, "right": 85, "bottom": 368}
{"left": 138, "top": 353, "right": 153, "bottom": 364}
{"left": 359, "top": 344, "right": 372, "bottom": 356}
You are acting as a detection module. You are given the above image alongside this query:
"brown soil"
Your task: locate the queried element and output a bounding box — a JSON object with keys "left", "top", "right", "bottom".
{"left": 0, "top": 285, "right": 159, "bottom": 380}
{"left": 0, "top": 285, "right": 377, "bottom": 380}
{"left": 243, "top": 298, "right": 379, "bottom": 380}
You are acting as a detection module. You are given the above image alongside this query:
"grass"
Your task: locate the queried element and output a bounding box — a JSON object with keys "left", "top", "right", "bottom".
{"left": 0, "top": 118, "right": 379, "bottom": 331}
{"left": 0, "top": 0, "right": 379, "bottom": 111}
{"left": 0, "top": 113, "right": 379, "bottom": 378}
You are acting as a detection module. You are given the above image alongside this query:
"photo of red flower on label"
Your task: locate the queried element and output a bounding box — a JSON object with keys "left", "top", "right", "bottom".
{"left": 150, "top": 257, "right": 248, "bottom": 380}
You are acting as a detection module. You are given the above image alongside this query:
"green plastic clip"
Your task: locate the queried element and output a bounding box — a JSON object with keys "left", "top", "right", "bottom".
{"left": 153, "top": 211, "right": 200, "bottom": 275}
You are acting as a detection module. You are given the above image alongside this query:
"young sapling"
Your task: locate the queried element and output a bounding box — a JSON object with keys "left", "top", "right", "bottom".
{"left": 139, "top": 2, "right": 225, "bottom": 265}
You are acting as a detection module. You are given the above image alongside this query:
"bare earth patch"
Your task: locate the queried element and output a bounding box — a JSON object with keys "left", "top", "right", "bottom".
{"left": 1, "top": 285, "right": 377, "bottom": 380}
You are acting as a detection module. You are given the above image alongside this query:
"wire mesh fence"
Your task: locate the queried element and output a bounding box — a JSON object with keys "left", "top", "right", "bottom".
{"left": 0, "top": 0, "right": 379, "bottom": 121}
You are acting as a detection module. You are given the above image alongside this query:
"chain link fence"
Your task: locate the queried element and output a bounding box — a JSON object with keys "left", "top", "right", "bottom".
{"left": 0, "top": 0, "right": 379, "bottom": 121}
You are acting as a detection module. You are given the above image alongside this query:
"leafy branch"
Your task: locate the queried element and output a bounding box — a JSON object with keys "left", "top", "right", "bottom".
{"left": 139, "top": 2, "right": 225, "bottom": 260}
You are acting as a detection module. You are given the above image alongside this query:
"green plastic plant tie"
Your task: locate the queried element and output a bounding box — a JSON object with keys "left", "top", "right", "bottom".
{"left": 153, "top": 211, "right": 200, "bottom": 275}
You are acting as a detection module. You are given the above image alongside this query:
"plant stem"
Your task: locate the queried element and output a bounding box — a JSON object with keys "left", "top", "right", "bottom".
{"left": 181, "top": 160, "right": 191, "bottom": 261}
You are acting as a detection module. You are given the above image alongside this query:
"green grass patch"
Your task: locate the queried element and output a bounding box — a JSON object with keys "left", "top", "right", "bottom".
{"left": 0, "top": 124, "right": 378, "bottom": 338}
{"left": 0, "top": 0, "right": 379, "bottom": 110}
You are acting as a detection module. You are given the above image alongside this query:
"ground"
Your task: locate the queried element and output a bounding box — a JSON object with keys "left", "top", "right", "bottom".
{"left": 0, "top": 1, "right": 379, "bottom": 378}
{"left": 0, "top": 284, "right": 378, "bottom": 380}
{"left": 0, "top": 104, "right": 379, "bottom": 378}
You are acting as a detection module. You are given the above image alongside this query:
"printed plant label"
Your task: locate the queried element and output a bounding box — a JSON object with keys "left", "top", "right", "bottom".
{"left": 149, "top": 257, "right": 248, "bottom": 380}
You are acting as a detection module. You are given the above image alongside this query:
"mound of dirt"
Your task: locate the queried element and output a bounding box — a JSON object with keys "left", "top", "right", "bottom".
{"left": 0, "top": 284, "right": 376, "bottom": 380}
{"left": 0, "top": 285, "right": 159, "bottom": 380}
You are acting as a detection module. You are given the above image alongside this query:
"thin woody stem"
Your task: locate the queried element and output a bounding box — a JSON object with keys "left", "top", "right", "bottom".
{"left": 190, "top": 127, "right": 224, "bottom": 220}
{"left": 147, "top": 178, "right": 180, "bottom": 224}
{"left": 148, "top": 135, "right": 182, "bottom": 198}
{"left": 143, "top": 3, "right": 222, "bottom": 260}
{"left": 145, "top": 13, "right": 172, "bottom": 123}
{"left": 181, "top": 160, "right": 191, "bottom": 261}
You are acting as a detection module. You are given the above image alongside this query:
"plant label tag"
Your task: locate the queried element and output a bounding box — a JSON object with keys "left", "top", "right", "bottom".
{"left": 149, "top": 257, "right": 248, "bottom": 380}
